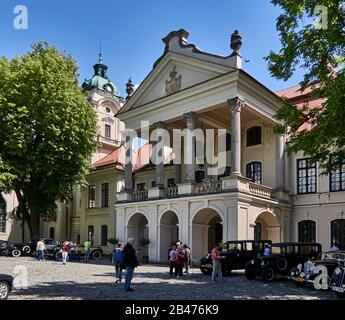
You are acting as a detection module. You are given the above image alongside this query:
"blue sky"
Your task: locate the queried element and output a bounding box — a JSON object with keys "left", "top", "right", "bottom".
{"left": 0, "top": 0, "right": 305, "bottom": 96}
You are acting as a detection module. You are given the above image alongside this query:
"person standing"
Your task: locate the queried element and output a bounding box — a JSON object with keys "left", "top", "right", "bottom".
{"left": 84, "top": 239, "right": 91, "bottom": 262}
{"left": 183, "top": 244, "right": 191, "bottom": 274}
{"left": 175, "top": 244, "right": 186, "bottom": 278}
{"left": 211, "top": 244, "right": 225, "bottom": 282}
{"left": 169, "top": 245, "right": 177, "bottom": 277}
{"left": 36, "top": 239, "right": 46, "bottom": 261}
{"left": 263, "top": 244, "right": 271, "bottom": 256}
{"left": 122, "top": 237, "right": 139, "bottom": 292}
{"left": 112, "top": 242, "right": 123, "bottom": 283}
{"left": 62, "top": 241, "right": 69, "bottom": 265}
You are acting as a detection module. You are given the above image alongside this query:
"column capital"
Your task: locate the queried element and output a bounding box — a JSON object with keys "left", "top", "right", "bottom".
{"left": 153, "top": 121, "right": 167, "bottom": 130}
{"left": 227, "top": 97, "right": 244, "bottom": 113}
{"left": 183, "top": 111, "right": 198, "bottom": 124}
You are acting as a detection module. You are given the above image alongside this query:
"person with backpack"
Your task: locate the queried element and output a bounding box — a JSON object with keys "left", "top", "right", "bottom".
{"left": 112, "top": 242, "right": 123, "bottom": 284}
{"left": 175, "top": 244, "right": 186, "bottom": 278}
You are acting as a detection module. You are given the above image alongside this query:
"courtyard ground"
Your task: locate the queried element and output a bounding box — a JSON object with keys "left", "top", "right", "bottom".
{"left": 0, "top": 256, "right": 337, "bottom": 300}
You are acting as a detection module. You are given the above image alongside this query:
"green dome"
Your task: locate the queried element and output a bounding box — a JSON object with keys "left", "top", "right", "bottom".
{"left": 82, "top": 54, "right": 121, "bottom": 98}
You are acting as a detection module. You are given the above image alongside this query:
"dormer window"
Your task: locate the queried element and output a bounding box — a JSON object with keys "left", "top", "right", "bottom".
{"left": 246, "top": 126, "right": 262, "bottom": 146}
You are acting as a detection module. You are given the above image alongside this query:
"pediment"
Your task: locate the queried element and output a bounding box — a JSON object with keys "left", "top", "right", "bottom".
{"left": 120, "top": 52, "right": 233, "bottom": 114}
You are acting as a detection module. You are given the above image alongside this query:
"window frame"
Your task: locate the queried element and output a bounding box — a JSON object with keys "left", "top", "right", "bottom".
{"left": 101, "top": 225, "right": 108, "bottom": 246}
{"left": 330, "top": 161, "right": 345, "bottom": 192}
{"left": 104, "top": 124, "right": 111, "bottom": 139}
{"left": 101, "top": 183, "right": 109, "bottom": 208}
{"left": 88, "top": 185, "right": 96, "bottom": 208}
{"left": 245, "top": 161, "right": 262, "bottom": 184}
{"left": 297, "top": 158, "right": 317, "bottom": 194}
{"left": 331, "top": 219, "right": 345, "bottom": 250}
{"left": 298, "top": 220, "right": 316, "bottom": 243}
{"left": 246, "top": 126, "right": 262, "bottom": 147}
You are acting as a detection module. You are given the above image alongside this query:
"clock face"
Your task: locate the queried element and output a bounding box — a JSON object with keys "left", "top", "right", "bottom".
{"left": 104, "top": 84, "right": 113, "bottom": 93}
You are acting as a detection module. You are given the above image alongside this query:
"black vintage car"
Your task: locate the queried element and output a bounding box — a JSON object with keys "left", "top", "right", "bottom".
{"left": 0, "top": 274, "right": 14, "bottom": 300}
{"left": 200, "top": 240, "right": 272, "bottom": 276}
{"left": 0, "top": 240, "right": 32, "bottom": 257}
{"left": 245, "top": 242, "right": 322, "bottom": 281}
{"left": 330, "top": 258, "right": 345, "bottom": 299}
{"left": 291, "top": 251, "right": 345, "bottom": 290}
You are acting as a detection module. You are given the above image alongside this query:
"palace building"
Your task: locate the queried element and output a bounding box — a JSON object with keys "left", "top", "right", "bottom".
{"left": 1, "top": 29, "right": 344, "bottom": 260}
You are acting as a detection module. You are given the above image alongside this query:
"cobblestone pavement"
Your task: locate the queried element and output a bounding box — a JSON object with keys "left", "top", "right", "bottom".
{"left": 0, "top": 256, "right": 337, "bottom": 300}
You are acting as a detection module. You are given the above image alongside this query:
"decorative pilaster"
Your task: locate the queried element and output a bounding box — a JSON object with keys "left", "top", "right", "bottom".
{"left": 276, "top": 134, "right": 286, "bottom": 190}
{"left": 228, "top": 97, "right": 244, "bottom": 176}
{"left": 183, "top": 111, "right": 198, "bottom": 183}
{"left": 124, "top": 135, "right": 134, "bottom": 192}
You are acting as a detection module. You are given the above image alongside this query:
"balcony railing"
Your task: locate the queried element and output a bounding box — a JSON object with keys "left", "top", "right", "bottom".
{"left": 248, "top": 182, "right": 272, "bottom": 199}
{"left": 131, "top": 190, "right": 148, "bottom": 201}
{"left": 98, "top": 135, "right": 119, "bottom": 146}
{"left": 196, "top": 180, "right": 222, "bottom": 195}
{"left": 165, "top": 185, "right": 179, "bottom": 198}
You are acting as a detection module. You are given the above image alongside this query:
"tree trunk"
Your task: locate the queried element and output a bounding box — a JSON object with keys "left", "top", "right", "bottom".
{"left": 14, "top": 188, "right": 33, "bottom": 239}
{"left": 30, "top": 207, "right": 41, "bottom": 240}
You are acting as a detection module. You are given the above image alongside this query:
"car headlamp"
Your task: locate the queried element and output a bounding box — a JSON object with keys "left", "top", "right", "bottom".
{"left": 335, "top": 267, "right": 341, "bottom": 275}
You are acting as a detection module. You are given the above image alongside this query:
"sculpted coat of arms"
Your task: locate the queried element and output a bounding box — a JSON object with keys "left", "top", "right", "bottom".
{"left": 165, "top": 66, "right": 181, "bottom": 95}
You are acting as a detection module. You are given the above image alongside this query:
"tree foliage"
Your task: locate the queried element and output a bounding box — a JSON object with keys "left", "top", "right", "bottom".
{"left": 0, "top": 42, "right": 98, "bottom": 237}
{"left": 266, "top": 0, "right": 345, "bottom": 174}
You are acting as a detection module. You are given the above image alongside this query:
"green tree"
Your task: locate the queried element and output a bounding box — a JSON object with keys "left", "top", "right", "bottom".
{"left": 266, "top": 0, "right": 345, "bottom": 174}
{"left": 0, "top": 42, "right": 98, "bottom": 238}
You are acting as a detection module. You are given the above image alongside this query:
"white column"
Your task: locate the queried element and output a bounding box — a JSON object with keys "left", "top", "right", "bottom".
{"left": 228, "top": 97, "right": 244, "bottom": 176}
{"left": 153, "top": 121, "right": 166, "bottom": 188}
{"left": 276, "top": 134, "right": 285, "bottom": 189}
{"left": 124, "top": 135, "right": 133, "bottom": 192}
{"left": 183, "top": 111, "right": 197, "bottom": 182}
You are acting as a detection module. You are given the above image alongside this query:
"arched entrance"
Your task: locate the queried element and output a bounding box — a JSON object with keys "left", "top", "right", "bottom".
{"left": 159, "top": 211, "right": 179, "bottom": 261}
{"left": 192, "top": 208, "right": 223, "bottom": 260}
{"left": 127, "top": 213, "right": 149, "bottom": 258}
{"left": 254, "top": 211, "right": 280, "bottom": 243}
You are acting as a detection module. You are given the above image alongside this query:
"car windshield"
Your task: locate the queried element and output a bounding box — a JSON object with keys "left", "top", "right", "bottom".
{"left": 321, "top": 252, "right": 345, "bottom": 260}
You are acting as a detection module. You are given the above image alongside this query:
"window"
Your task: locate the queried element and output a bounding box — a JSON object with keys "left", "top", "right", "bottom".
{"left": 331, "top": 219, "right": 345, "bottom": 250}
{"left": 167, "top": 178, "right": 175, "bottom": 187}
{"left": 246, "top": 162, "right": 262, "bottom": 184}
{"left": 246, "top": 126, "right": 262, "bottom": 146}
{"left": 226, "top": 133, "right": 231, "bottom": 151}
{"left": 88, "top": 225, "right": 94, "bottom": 245}
{"left": 101, "top": 225, "right": 108, "bottom": 246}
{"left": 330, "top": 161, "right": 345, "bottom": 191}
{"left": 88, "top": 185, "right": 96, "bottom": 208}
{"left": 195, "top": 170, "right": 205, "bottom": 183}
{"left": 101, "top": 183, "right": 109, "bottom": 207}
{"left": 105, "top": 124, "right": 111, "bottom": 138}
{"left": 151, "top": 181, "right": 156, "bottom": 188}
{"left": 254, "top": 222, "right": 262, "bottom": 240}
{"left": 297, "top": 158, "right": 317, "bottom": 194}
{"left": 49, "top": 227, "right": 55, "bottom": 240}
{"left": 137, "top": 183, "right": 146, "bottom": 191}
{"left": 298, "top": 220, "right": 316, "bottom": 242}
{"left": 0, "top": 196, "right": 6, "bottom": 233}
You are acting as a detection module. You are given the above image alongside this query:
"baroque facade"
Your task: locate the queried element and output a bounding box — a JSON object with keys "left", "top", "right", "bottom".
{"left": 1, "top": 29, "right": 345, "bottom": 259}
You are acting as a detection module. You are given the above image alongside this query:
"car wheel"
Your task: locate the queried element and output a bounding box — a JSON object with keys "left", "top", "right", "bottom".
{"left": 92, "top": 250, "right": 102, "bottom": 260}
{"left": 22, "top": 245, "right": 31, "bottom": 255}
{"left": 11, "top": 249, "right": 21, "bottom": 258}
{"left": 276, "top": 257, "right": 288, "bottom": 271}
{"left": 200, "top": 267, "right": 212, "bottom": 275}
{"left": 263, "top": 267, "right": 275, "bottom": 281}
{"left": 0, "top": 281, "right": 10, "bottom": 300}
{"left": 55, "top": 251, "right": 62, "bottom": 261}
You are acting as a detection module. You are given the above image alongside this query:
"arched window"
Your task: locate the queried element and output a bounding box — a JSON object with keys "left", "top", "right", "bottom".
{"left": 101, "top": 225, "right": 108, "bottom": 246}
{"left": 88, "top": 225, "right": 94, "bottom": 245}
{"left": 246, "top": 162, "right": 262, "bottom": 184}
{"left": 254, "top": 222, "right": 262, "bottom": 240}
{"left": 246, "top": 126, "right": 262, "bottom": 147}
{"left": 298, "top": 220, "right": 316, "bottom": 242}
{"left": 0, "top": 195, "right": 6, "bottom": 233}
{"left": 331, "top": 219, "right": 345, "bottom": 250}
{"left": 49, "top": 227, "right": 55, "bottom": 240}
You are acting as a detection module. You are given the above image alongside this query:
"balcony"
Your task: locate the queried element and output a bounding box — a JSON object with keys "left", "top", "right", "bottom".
{"left": 117, "top": 176, "right": 274, "bottom": 203}
{"left": 97, "top": 135, "right": 119, "bottom": 147}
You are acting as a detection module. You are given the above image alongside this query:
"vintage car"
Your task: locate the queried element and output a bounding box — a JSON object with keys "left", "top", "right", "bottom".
{"left": 0, "top": 274, "right": 14, "bottom": 300}
{"left": 0, "top": 240, "right": 33, "bottom": 257}
{"left": 54, "top": 244, "right": 103, "bottom": 261}
{"left": 330, "top": 258, "right": 345, "bottom": 299}
{"left": 245, "top": 242, "right": 322, "bottom": 281}
{"left": 199, "top": 240, "right": 272, "bottom": 276}
{"left": 291, "top": 251, "right": 345, "bottom": 290}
